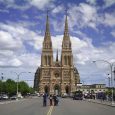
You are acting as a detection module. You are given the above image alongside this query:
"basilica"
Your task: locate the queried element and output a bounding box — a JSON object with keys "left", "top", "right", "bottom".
{"left": 34, "top": 12, "right": 80, "bottom": 95}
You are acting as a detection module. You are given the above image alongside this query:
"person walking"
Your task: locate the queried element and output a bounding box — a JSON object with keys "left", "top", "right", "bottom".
{"left": 43, "top": 93, "right": 47, "bottom": 106}
{"left": 53, "top": 94, "right": 57, "bottom": 106}
{"left": 53, "top": 94, "right": 59, "bottom": 106}
{"left": 49, "top": 95, "right": 53, "bottom": 106}
{"left": 56, "top": 95, "right": 59, "bottom": 106}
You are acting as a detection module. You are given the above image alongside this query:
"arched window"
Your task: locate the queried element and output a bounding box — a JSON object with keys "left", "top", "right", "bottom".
{"left": 68, "top": 56, "right": 71, "bottom": 65}
{"left": 44, "top": 56, "right": 47, "bottom": 65}
{"left": 44, "top": 85, "right": 49, "bottom": 94}
{"left": 64, "top": 56, "right": 67, "bottom": 65}
{"left": 48, "top": 56, "right": 51, "bottom": 65}
{"left": 54, "top": 84, "right": 60, "bottom": 96}
{"left": 65, "top": 85, "right": 70, "bottom": 95}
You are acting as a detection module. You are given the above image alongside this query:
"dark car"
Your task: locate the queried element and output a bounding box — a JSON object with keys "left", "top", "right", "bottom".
{"left": 73, "top": 90, "right": 83, "bottom": 100}
{"left": 73, "top": 95, "right": 83, "bottom": 100}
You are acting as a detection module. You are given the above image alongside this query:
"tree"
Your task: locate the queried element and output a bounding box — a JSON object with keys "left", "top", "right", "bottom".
{"left": 29, "top": 87, "right": 35, "bottom": 94}
{"left": 0, "top": 80, "right": 2, "bottom": 94}
{"left": 5, "top": 79, "right": 17, "bottom": 96}
{"left": 18, "top": 81, "right": 30, "bottom": 95}
{"left": 1, "top": 79, "right": 34, "bottom": 96}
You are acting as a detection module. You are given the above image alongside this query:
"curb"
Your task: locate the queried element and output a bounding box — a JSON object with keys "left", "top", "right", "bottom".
{"left": 83, "top": 99, "right": 115, "bottom": 107}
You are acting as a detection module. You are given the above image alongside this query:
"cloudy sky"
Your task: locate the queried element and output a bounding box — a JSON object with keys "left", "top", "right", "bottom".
{"left": 0, "top": 0, "right": 115, "bottom": 86}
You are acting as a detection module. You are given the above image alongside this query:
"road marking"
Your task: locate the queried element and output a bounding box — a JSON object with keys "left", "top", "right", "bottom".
{"left": 47, "top": 106, "right": 53, "bottom": 115}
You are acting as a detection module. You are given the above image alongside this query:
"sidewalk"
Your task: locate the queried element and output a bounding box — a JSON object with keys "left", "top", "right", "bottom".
{"left": 84, "top": 99, "right": 115, "bottom": 107}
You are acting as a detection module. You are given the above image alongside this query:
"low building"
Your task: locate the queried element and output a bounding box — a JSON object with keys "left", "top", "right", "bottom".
{"left": 77, "top": 84, "right": 107, "bottom": 95}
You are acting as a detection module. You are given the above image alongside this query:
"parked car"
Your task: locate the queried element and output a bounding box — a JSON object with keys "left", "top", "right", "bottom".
{"left": 2, "top": 95, "right": 9, "bottom": 100}
{"left": 10, "top": 95, "right": 17, "bottom": 100}
{"left": 73, "top": 95, "right": 83, "bottom": 100}
{"left": 62, "top": 93, "right": 68, "bottom": 98}
{"left": 73, "top": 91, "right": 83, "bottom": 100}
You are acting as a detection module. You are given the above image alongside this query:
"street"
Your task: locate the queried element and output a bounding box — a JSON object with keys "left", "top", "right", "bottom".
{"left": 0, "top": 97, "right": 115, "bottom": 115}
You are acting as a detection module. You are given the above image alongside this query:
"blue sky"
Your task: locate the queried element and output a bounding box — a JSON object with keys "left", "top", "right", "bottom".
{"left": 0, "top": 0, "right": 115, "bottom": 86}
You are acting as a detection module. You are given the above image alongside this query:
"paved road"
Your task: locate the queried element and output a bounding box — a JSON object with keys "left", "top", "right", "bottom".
{"left": 0, "top": 97, "right": 115, "bottom": 115}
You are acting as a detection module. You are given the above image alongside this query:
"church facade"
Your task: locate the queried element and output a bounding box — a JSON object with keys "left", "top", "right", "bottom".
{"left": 34, "top": 13, "right": 80, "bottom": 95}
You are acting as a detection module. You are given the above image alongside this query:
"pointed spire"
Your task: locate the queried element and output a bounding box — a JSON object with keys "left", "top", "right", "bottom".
{"left": 56, "top": 49, "right": 58, "bottom": 62}
{"left": 62, "top": 9, "right": 71, "bottom": 49}
{"left": 64, "top": 9, "right": 69, "bottom": 37}
{"left": 46, "top": 10, "right": 50, "bottom": 32}
{"left": 45, "top": 9, "right": 51, "bottom": 39}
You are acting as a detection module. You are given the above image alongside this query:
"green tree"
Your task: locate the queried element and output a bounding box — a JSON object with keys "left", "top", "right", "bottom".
{"left": 29, "top": 87, "right": 35, "bottom": 94}
{"left": 18, "top": 81, "right": 30, "bottom": 95}
{"left": 0, "top": 80, "right": 2, "bottom": 94}
{"left": 5, "top": 79, "right": 17, "bottom": 96}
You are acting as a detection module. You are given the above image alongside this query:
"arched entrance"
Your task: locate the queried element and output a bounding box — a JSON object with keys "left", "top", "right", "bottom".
{"left": 54, "top": 84, "right": 60, "bottom": 96}
{"left": 65, "top": 85, "right": 70, "bottom": 95}
{"left": 44, "top": 85, "right": 49, "bottom": 94}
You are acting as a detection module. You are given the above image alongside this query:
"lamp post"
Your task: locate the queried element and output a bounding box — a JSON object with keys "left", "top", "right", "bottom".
{"left": 1, "top": 73, "right": 4, "bottom": 95}
{"left": 113, "top": 67, "right": 115, "bottom": 89}
{"left": 107, "top": 74, "right": 111, "bottom": 87}
{"left": 93, "top": 60, "right": 115, "bottom": 105}
{"left": 11, "top": 72, "right": 31, "bottom": 100}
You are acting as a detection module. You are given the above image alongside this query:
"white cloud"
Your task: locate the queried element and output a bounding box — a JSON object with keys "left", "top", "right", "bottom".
{"left": 0, "top": 0, "right": 14, "bottom": 3}
{"left": 52, "top": 5, "right": 64, "bottom": 14}
{"left": 30, "top": 0, "right": 54, "bottom": 9}
{"left": 68, "top": 3, "right": 98, "bottom": 30}
{"left": 86, "top": 0, "right": 97, "bottom": 5}
{"left": 111, "top": 30, "right": 115, "bottom": 37}
{"left": 103, "top": 0, "right": 115, "bottom": 8}
{"left": 8, "top": 58, "right": 23, "bottom": 66}
{"left": 102, "top": 13, "right": 115, "bottom": 27}
{"left": 0, "top": 30, "right": 22, "bottom": 50}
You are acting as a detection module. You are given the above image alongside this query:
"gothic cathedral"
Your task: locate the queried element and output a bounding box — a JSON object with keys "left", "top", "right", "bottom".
{"left": 34, "top": 12, "right": 80, "bottom": 95}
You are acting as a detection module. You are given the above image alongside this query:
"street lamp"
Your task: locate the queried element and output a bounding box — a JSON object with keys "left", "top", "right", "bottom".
{"left": 11, "top": 72, "right": 31, "bottom": 100}
{"left": 107, "top": 74, "right": 111, "bottom": 87}
{"left": 93, "top": 60, "right": 115, "bottom": 105}
{"left": 113, "top": 67, "right": 115, "bottom": 89}
{"left": 1, "top": 73, "right": 4, "bottom": 95}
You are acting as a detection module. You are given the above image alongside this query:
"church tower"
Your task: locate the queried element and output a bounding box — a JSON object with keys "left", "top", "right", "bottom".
{"left": 61, "top": 11, "right": 76, "bottom": 94}
{"left": 39, "top": 11, "right": 53, "bottom": 94}
{"left": 34, "top": 11, "right": 80, "bottom": 95}
{"left": 41, "top": 11, "right": 53, "bottom": 66}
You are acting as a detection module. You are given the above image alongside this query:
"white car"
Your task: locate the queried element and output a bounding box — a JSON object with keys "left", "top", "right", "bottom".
{"left": 2, "top": 95, "right": 9, "bottom": 100}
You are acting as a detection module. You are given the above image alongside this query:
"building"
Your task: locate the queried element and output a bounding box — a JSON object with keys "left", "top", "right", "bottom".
{"left": 77, "top": 84, "right": 107, "bottom": 94}
{"left": 34, "top": 12, "right": 80, "bottom": 95}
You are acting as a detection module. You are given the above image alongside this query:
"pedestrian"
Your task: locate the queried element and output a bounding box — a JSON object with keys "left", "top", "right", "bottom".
{"left": 43, "top": 93, "right": 47, "bottom": 106}
{"left": 56, "top": 95, "right": 59, "bottom": 106}
{"left": 53, "top": 94, "right": 57, "bottom": 106}
{"left": 49, "top": 94, "right": 53, "bottom": 106}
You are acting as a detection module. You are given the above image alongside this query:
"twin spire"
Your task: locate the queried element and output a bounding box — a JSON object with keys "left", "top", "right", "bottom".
{"left": 44, "top": 10, "right": 70, "bottom": 61}
{"left": 44, "top": 10, "right": 69, "bottom": 40}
